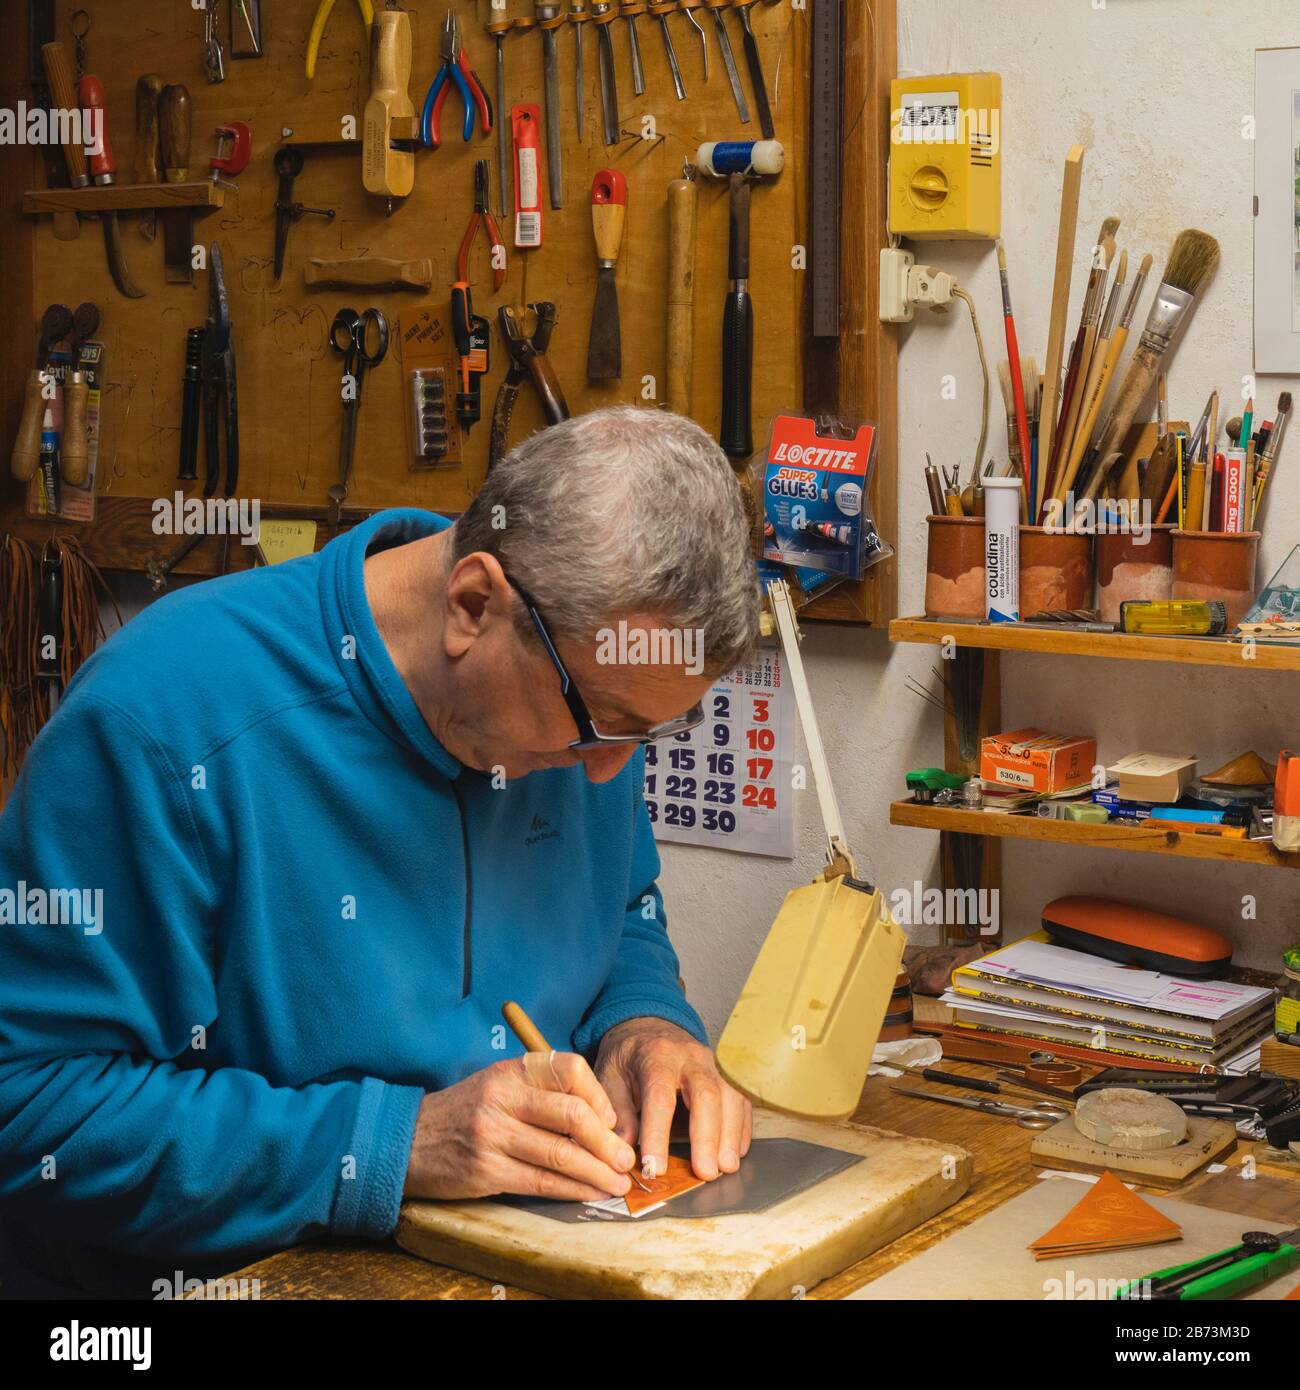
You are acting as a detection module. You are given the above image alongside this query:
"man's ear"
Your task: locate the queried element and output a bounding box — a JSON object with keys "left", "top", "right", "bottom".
{"left": 443, "top": 553, "right": 506, "bottom": 658}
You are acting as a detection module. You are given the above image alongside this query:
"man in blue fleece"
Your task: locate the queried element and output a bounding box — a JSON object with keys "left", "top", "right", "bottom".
{"left": 0, "top": 407, "right": 761, "bottom": 1296}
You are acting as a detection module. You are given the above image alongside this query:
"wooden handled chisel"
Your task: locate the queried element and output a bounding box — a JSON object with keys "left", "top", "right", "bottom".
{"left": 135, "top": 74, "right": 165, "bottom": 242}
{"left": 587, "top": 169, "right": 627, "bottom": 381}
{"left": 159, "top": 84, "right": 193, "bottom": 284}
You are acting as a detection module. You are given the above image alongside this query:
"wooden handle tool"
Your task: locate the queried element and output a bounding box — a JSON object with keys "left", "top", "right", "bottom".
{"left": 586, "top": 168, "right": 627, "bottom": 381}
{"left": 159, "top": 85, "right": 193, "bottom": 285}
{"left": 11, "top": 304, "right": 74, "bottom": 482}
{"left": 502, "top": 1000, "right": 553, "bottom": 1053}
{"left": 666, "top": 167, "right": 698, "bottom": 415}
{"left": 1035, "top": 144, "right": 1084, "bottom": 518}
{"left": 135, "top": 74, "right": 165, "bottom": 241}
{"left": 40, "top": 43, "right": 88, "bottom": 187}
{"left": 305, "top": 257, "right": 434, "bottom": 291}
{"left": 363, "top": 2, "right": 416, "bottom": 202}
{"left": 59, "top": 303, "right": 101, "bottom": 488}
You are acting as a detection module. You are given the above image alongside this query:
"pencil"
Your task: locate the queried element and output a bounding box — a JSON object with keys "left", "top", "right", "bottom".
{"left": 502, "top": 1000, "right": 553, "bottom": 1053}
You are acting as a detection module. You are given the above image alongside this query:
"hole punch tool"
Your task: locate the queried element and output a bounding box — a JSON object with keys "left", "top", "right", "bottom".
{"left": 422, "top": 12, "right": 493, "bottom": 150}
{"left": 456, "top": 159, "right": 507, "bottom": 293}
{"left": 328, "top": 308, "right": 390, "bottom": 523}
{"left": 489, "top": 303, "right": 570, "bottom": 471}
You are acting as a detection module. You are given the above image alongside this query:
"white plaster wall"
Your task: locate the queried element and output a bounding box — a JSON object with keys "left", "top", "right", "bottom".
{"left": 666, "top": 0, "right": 1300, "bottom": 1040}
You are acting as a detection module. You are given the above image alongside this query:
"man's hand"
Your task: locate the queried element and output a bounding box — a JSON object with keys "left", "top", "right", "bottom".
{"left": 403, "top": 1055, "right": 637, "bottom": 1202}
{"left": 595, "top": 1017, "right": 752, "bottom": 1182}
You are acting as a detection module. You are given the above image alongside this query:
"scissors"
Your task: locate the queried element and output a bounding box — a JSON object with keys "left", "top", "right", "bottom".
{"left": 891, "top": 1085, "right": 1071, "bottom": 1130}
{"left": 328, "top": 308, "right": 389, "bottom": 522}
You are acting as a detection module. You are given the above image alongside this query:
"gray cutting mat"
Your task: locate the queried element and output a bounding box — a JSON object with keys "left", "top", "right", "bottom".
{"left": 849, "top": 1176, "right": 1297, "bottom": 1300}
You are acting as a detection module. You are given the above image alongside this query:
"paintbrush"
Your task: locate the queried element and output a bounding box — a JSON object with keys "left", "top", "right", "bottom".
{"left": 1054, "top": 218, "right": 1119, "bottom": 484}
{"left": 1021, "top": 355, "right": 1040, "bottom": 507}
{"left": 1060, "top": 253, "right": 1153, "bottom": 506}
{"left": 1036, "top": 144, "right": 1086, "bottom": 520}
{"left": 1252, "top": 389, "right": 1291, "bottom": 528}
{"left": 997, "top": 361, "right": 1023, "bottom": 475}
{"left": 1094, "top": 229, "right": 1221, "bottom": 506}
{"left": 995, "top": 239, "right": 1033, "bottom": 481}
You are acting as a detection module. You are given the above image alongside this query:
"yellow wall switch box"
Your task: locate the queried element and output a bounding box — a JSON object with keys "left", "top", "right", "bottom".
{"left": 889, "top": 73, "right": 1001, "bottom": 239}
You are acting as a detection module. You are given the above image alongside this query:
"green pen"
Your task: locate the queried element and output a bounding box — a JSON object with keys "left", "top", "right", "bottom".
{"left": 1114, "top": 1226, "right": 1300, "bottom": 1301}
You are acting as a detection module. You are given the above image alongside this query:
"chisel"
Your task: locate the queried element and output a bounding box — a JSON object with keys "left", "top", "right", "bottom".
{"left": 701, "top": 0, "right": 749, "bottom": 123}
{"left": 134, "top": 74, "right": 165, "bottom": 242}
{"left": 570, "top": 1, "right": 588, "bottom": 133}
{"left": 77, "top": 74, "right": 146, "bottom": 299}
{"left": 620, "top": 2, "right": 646, "bottom": 96}
{"left": 649, "top": 1, "right": 686, "bottom": 100}
{"left": 159, "top": 84, "right": 193, "bottom": 285}
{"left": 534, "top": 1, "right": 564, "bottom": 209}
{"left": 731, "top": 0, "right": 773, "bottom": 138}
{"left": 586, "top": 169, "right": 627, "bottom": 381}
{"left": 41, "top": 44, "right": 143, "bottom": 298}
{"left": 592, "top": 2, "right": 620, "bottom": 146}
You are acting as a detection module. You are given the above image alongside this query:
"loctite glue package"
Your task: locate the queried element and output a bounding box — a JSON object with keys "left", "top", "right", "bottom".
{"left": 761, "top": 413, "right": 891, "bottom": 579}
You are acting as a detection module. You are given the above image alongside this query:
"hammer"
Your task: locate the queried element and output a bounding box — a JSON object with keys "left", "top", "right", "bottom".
{"left": 696, "top": 140, "right": 784, "bottom": 461}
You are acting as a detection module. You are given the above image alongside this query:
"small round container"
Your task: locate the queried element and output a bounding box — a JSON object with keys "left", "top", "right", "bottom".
{"left": 1018, "top": 526, "right": 1093, "bottom": 616}
{"left": 1171, "top": 530, "right": 1260, "bottom": 630}
{"left": 1095, "top": 525, "right": 1174, "bottom": 624}
{"left": 925, "top": 515, "right": 984, "bottom": 618}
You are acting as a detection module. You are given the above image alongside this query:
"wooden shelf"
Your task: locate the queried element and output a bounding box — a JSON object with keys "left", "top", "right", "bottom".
{"left": 22, "top": 183, "right": 225, "bottom": 216}
{"left": 889, "top": 616, "right": 1300, "bottom": 672}
{"left": 890, "top": 800, "right": 1300, "bottom": 870}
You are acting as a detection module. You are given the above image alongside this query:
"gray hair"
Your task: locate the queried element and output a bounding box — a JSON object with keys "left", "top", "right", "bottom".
{"left": 451, "top": 407, "right": 760, "bottom": 675}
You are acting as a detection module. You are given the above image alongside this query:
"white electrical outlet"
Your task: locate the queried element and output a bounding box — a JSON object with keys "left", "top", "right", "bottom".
{"left": 879, "top": 247, "right": 915, "bottom": 323}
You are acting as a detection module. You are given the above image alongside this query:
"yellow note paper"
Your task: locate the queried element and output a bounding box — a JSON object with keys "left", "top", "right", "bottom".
{"left": 258, "top": 520, "right": 318, "bottom": 566}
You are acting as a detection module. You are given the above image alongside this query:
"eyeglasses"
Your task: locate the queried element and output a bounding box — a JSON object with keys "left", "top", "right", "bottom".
{"left": 503, "top": 574, "right": 705, "bottom": 750}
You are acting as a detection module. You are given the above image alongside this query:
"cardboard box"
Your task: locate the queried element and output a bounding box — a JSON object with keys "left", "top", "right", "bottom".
{"left": 1106, "top": 752, "right": 1198, "bottom": 805}
{"left": 981, "top": 728, "right": 1096, "bottom": 795}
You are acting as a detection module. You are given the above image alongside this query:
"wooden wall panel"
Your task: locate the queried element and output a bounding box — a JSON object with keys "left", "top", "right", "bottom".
{"left": 1, "top": 0, "right": 896, "bottom": 623}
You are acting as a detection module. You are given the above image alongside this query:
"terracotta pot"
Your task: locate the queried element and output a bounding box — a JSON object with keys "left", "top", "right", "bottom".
{"left": 925, "top": 515, "right": 984, "bottom": 618}
{"left": 1095, "top": 525, "right": 1173, "bottom": 624}
{"left": 1019, "top": 526, "right": 1093, "bottom": 616}
{"left": 1171, "top": 530, "right": 1260, "bottom": 629}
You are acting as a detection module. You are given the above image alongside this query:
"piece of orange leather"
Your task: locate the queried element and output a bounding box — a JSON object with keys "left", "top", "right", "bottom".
{"left": 1029, "top": 1171, "right": 1183, "bottom": 1260}
{"left": 624, "top": 1154, "right": 706, "bottom": 1215}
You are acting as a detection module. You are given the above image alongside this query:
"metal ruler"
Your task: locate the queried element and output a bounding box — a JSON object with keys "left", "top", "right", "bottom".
{"left": 809, "top": 0, "right": 842, "bottom": 338}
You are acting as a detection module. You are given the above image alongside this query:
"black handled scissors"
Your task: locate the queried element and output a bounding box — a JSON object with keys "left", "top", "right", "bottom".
{"left": 329, "top": 307, "right": 388, "bottom": 522}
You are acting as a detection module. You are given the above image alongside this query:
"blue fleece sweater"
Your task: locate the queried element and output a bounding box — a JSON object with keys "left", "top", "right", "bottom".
{"left": 0, "top": 508, "right": 705, "bottom": 1296}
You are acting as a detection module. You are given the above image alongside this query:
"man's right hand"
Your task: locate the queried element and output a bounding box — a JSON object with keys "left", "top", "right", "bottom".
{"left": 402, "top": 1054, "right": 637, "bottom": 1203}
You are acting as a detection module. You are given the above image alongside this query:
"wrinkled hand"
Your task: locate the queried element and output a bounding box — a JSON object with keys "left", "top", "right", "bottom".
{"left": 403, "top": 1054, "right": 637, "bottom": 1203}
{"left": 595, "top": 1017, "right": 752, "bottom": 1182}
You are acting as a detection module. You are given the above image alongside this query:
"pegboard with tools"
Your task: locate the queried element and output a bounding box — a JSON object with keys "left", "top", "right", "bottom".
{"left": 0, "top": 0, "right": 897, "bottom": 621}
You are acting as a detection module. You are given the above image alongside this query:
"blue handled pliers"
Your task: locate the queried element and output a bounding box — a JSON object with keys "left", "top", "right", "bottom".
{"left": 421, "top": 12, "right": 492, "bottom": 149}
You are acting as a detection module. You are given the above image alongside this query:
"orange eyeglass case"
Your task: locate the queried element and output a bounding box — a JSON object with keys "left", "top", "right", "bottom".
{"left": 1041, "top": 895, "right": 1233, "bottom": 977}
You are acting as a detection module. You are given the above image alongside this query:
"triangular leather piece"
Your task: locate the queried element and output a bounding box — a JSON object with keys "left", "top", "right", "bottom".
{"left": 624, "top": 1154, "right": 706, "bottom": 1215}
{"left": 1029, "top": 1172, "right": 1183, "bottom": 1260}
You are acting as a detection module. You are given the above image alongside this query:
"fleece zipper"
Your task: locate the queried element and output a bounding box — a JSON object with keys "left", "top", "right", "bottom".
{"left": 451, "top": 779, "right": 473, "bottom": 997}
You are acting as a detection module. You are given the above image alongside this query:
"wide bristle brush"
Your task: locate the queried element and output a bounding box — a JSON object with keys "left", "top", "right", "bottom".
{"left": 1093, "top": 229, "right": 1220, "bottom": 506}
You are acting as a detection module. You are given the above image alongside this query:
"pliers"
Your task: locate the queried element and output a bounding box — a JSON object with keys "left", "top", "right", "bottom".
{"left": 422, "top": 12, "right": 492, "bottom": 149}
{"left": 457, "top": 159, "right": 507, "bottom": 292}
{"left": 306, "top": 0, "right": 374, "bottom": 80}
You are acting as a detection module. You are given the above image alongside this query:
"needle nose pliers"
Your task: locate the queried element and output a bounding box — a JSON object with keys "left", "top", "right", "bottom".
{"left": 421, "top": 12, "right": 492, "bottom": 149}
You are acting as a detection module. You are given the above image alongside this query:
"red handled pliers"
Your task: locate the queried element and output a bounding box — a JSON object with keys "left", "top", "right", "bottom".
{"left": 421, "top": 12, "right": 492, "bottom": 149}
{"left": 457, "top": 159, "right": 507, "bottom": 292}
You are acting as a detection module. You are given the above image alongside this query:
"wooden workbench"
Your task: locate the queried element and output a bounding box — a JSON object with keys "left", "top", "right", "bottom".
{"left": 212, "top": 1060, "right": 1135, "bottom": 1300}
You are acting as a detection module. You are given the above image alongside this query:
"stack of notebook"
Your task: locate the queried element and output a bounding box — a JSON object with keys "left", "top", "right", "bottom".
{"left": 941, "top": 933, "right": 1276, "bottom": 1072}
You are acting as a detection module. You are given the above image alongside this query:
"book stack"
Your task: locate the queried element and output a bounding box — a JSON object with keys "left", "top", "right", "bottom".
{"left": 942, "top": 933, "right": 1276, "bottom": 1072}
